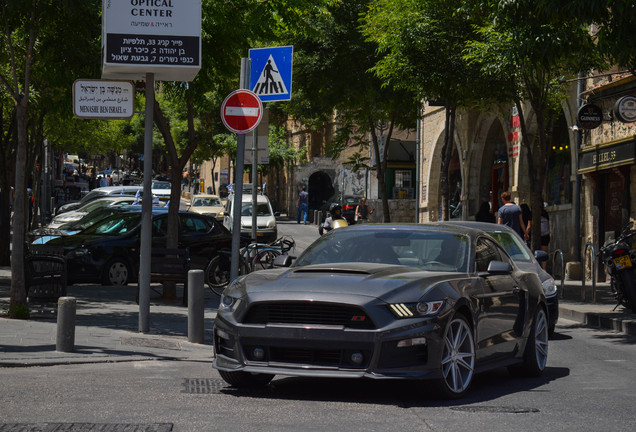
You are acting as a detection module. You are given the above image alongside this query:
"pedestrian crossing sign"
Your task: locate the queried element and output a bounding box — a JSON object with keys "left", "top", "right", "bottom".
{"left": 249, "top": 46, "right": 293, "bottom": 102}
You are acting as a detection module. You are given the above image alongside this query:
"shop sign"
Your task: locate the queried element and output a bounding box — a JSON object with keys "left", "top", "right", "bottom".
{"left": 614, "top": 95, "right": 636, "bottom": 124}
{"left": 578, "top": 139, "right": 635, "bottom": 173}
{"left": 577, "top": 103, "right": 603, "bottom": 129}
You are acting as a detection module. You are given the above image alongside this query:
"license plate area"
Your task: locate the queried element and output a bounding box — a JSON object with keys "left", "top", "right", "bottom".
{"left": 614, "top": 255, "right": 632, "bottom": 269}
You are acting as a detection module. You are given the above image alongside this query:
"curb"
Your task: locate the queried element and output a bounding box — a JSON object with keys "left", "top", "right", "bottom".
{"left": 558, "top": 302, "right": 636, "bottom": 337}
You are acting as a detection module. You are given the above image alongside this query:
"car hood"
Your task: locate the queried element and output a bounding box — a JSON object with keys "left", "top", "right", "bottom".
{"left": 232, "top": 263, "right": 468, "bottom": 303}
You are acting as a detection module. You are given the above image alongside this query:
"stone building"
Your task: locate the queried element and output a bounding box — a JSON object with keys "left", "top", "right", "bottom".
{"left": 417, "top": 71, "right": 635, "bottom": 273}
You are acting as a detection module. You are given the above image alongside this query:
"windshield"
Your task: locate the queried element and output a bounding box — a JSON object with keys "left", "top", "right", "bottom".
{"left": 82, "top": 213, "right": 141, "bottom": 236}
{"left": 486, "top": 230, "right": 533, "bottom": 262}
{"left": 153, "top": 182, "right": 171, "bottom": 190}
{"left": 241, "top": 202, "right": 272, "bottom": 217}
{"left": 193, "top": 197, "right": 220, "bottom": 207}
{"left": 62, "top": 208, "right": 126, "bottom": 232}
{"left": 296, "top": 229, "right": 469, "bottom": 272}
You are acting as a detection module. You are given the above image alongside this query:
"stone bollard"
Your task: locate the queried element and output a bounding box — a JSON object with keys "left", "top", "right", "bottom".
{"left": 56, "top": 296, "right": 76, "bottom": 352}
{"left": 188, "top": 269, "right": 204, "bottom": 344}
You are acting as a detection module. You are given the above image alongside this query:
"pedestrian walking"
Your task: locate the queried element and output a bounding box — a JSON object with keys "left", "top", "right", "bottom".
{"left": 497, "top": 191, "right": 526, "bottom": 239}
{"left": 297, "top": 185, "right": 308, "bottom": 224}
{"left": 355, "top": 197, "right": 375, "bottom": 223}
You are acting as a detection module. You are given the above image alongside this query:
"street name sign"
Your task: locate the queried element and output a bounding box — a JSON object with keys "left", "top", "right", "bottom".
{"left": 249, "top": 46, "right": 293, "bottom": 102}
{"left": 73, "top": 79, "right": 134, "bottom": 119}
{"left": 102, "top": 0, "right": 201, "bottom": 82}
{"left": 221, "top": 89, "right": 263, "bottom": 134}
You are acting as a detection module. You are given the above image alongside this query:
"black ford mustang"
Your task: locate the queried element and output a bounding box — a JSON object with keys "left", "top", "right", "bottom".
{"left": 213, "top": 224, "right": 548, "bottom": 398}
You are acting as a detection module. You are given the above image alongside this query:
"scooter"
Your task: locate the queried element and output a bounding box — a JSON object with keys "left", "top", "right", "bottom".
{"left": 599, "top": 222, "right": 636, "bottom": 311}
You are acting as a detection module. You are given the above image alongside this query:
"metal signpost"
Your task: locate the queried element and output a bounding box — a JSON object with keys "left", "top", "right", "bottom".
{"left": 101, "top": 0, "right": 201, "bottom": 333}
{"left": 221, "top": 63, "right": 263, "bottom": 280}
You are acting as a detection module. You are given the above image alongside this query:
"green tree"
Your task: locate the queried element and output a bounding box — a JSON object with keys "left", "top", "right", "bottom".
{"left": 0, "top": 0, "right": 100, "bottom": 317}
{"left": 285, "top": 0, "right": 419, "bottom": 222}
{"left": 535, "top": 0, "right": 636, "bottom": 71}
{"left": 365, "top": 0, "right": 486, "bottom": 221}
{"left": 463, "top": 0, "right": 600, "bottom": 250}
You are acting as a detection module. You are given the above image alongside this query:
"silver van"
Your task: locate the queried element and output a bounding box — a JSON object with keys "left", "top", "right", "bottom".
{"left": 223, "top": 193, "right": 278, "bottom": 243}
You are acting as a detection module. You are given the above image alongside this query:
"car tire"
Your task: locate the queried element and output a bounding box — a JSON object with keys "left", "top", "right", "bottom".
{"left": 218, "top": 370, "right": 274, "bottom": 388}
{"left": 509, "top": 307, "right": 548, "bottom": 377}
{"left": 102, "top": 258, "right": 131, "bottom": 286}
{"left": 433, "top": 314, "right": 475, "bottom": 399}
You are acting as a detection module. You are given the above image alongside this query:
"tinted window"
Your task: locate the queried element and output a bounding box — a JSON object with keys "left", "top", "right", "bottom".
{"left": 180, "top": 214, "right": 211, "bottom": 233}
{"left": 475, "top": 237, "right": 507, "bottom": 272}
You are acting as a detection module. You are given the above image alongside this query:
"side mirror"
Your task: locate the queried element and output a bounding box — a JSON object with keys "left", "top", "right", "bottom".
{"left": 534, "top": 250, "right": 548, "bottom": 262}
{"left": 273, "top": 254, "right": 294, "bottom": 267}
{"left": 485, "top": 260, "right": 513, "bottom": 275}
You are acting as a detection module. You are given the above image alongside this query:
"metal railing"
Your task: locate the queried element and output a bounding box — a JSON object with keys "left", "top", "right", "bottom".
{"left": 583, "top": 242, "right": 597, "bottom": 302}
{"left": 551, "top": 249, "right": 565, "bottom": 298}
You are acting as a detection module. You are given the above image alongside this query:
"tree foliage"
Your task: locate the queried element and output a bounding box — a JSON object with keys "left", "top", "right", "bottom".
{"left": 284, "top": 0, "right": 419, "bottom": 221}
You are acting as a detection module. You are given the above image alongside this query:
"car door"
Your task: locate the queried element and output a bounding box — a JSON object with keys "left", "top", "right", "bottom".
{"left": 179, "top": 214, "right": 230, "bottom": 269}
{"left": 474, "top": 236, "right": 522, "bottom": 362}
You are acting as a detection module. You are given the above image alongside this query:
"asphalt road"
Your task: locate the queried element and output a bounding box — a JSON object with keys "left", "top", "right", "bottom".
{"left": 1, "top": 319, "right": 635, "bottom": 432}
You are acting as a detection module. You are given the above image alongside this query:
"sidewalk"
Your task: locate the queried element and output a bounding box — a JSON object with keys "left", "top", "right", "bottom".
{"left": 0, "top": 266, "right": 217, "bottom": 367}
{"left": 1, "top": 267, "right": 635, "bottom": 368}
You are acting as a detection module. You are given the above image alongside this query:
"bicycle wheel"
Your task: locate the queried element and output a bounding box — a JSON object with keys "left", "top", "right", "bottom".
{"left": 252, "top": 249, "right": 281, "bottom": 271}
{"left": 205, "top": 255, "right": 232, "bottom": 296}
{"left": 205, "top": 254, "right": 250, "bottom": 296}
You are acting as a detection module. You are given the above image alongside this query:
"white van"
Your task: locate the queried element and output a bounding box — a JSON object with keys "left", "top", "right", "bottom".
{"left": 223, "top": 193, "right": 278, "bottom": 243}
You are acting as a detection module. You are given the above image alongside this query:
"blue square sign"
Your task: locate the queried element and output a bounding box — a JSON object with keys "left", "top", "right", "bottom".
{"left": 249, "top": 46, "right": 293, "bottom": 102}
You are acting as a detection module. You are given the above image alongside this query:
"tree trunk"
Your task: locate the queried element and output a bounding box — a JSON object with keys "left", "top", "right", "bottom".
{"left": 10, "top": 98, "right": 28, "bottom": 316}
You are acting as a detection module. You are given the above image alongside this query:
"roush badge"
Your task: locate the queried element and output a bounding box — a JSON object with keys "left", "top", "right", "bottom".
{"left": 577, "top": 103, "right": 603, "bottom": 129}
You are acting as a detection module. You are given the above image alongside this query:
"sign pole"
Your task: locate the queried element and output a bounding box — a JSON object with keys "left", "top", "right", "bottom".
{"left": 139, "top": 72, "right": 154, "bottom": 333}
{"left": 251, "top": 129, "right": 258, "bottom": 241}
{"left": 230, "top": 59, "right": 250, "bottom": 280}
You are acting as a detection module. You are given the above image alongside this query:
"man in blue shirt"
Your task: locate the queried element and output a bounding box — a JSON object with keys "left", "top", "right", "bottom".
{"left": 497, "top": 191, "right": 526, "bottom": 239}
{"left": 297, "top": 186, "right": 309, "bottom": 224}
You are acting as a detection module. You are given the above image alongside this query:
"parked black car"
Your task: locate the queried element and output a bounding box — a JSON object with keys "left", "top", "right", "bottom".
{"left": 213, "top": 223, "right": 548, "bottom": 399}
{"left": 47, "top": 207, "right": 232, "bottom": 286}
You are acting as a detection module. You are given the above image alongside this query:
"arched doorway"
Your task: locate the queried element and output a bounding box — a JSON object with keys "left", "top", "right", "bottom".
{"left": 478, "top": 120, "right": 508, "bottom": 217}
{"left": 308, "top": 171, "right": 335, "bottom": 215}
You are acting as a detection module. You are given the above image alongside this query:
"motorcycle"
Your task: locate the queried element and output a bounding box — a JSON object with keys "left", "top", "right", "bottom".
{"left": 599, "top": 222, "right": 636, "bottom": 311}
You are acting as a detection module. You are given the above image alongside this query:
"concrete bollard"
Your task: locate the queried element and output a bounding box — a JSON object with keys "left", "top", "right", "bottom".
{"left": 56, "top": 296, "right": 76, "bottom": 352}
{"left": 188, "top": 269, "right": 205, "bottom": 344}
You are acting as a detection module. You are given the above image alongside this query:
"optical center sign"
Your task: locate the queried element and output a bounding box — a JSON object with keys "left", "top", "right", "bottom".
{"left": 102, "top": 0, "right": 201, "bottom": 82}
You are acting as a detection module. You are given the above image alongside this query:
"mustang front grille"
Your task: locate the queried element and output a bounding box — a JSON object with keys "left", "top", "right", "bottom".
{"left": 242, "top": 302, "right": 376, "bottom": 329}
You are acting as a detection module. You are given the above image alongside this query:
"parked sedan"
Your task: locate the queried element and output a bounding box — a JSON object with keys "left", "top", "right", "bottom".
{"left": 213, "top": 223, "right": 548, "bottom": 399}
{"left": 187, "top": 193, "right": 224, "bottom": 220}
{"left": 439, "top": 221, "right": 559, "bottom": 336}
{"left": 47, "top": 208, "right": 232, "bottom": 286}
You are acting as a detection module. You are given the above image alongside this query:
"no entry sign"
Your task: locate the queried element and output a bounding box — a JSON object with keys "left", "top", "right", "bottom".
{"left": 221, "top": 89, "right": 263, "bottom": 134}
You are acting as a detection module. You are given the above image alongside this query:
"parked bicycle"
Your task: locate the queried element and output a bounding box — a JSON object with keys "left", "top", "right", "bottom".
{"left": 205, "top": 235, "right": 296, "bottom": 296}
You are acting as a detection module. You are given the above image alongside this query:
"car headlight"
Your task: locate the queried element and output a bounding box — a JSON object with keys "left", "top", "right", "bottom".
{"left": 542, "top": 278, "right": 558, "bottom": 297}
{"left": 219, "top": 294, "right": 241, "bottom": 312}
{"left": 267, "top": 220, "right": 276, "bottom": 229}
{"left": 388, "top": 300, "right": 445, "bottom": 318}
